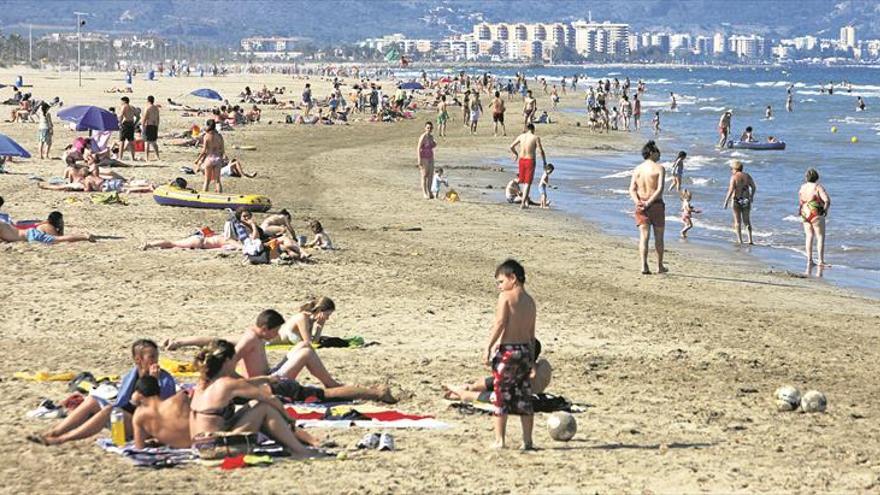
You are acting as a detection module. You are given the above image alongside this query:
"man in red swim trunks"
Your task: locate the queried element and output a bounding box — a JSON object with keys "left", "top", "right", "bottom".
{"left": 629, "top": 140, "right": 667, "bottom": 275}
{"left": 509, "top": 123, "right": 546, "bottom": 209}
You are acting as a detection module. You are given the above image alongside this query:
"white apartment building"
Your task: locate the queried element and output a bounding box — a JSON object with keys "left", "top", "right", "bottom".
{"left": 839, "top": 25, "right": 856, "bottom": 49}
{"left": 571, "top": 20, "right": 630, "bottom": 56}
{"left": 713, "top": 32, "right": 727, "bottom": 55}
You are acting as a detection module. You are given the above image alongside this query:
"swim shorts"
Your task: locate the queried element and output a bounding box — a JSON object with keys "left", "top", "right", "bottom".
{"left": 634, "top": 200, "right": 665, "bottom": 228}
{"left": 493, "top": 112, "right": 504, "bottom": 124}
{"left": 270, "top": 379, "right": 325, "bottom": 403}
{"left": 119, "top": 121, "right": 135, "bottom": 141}
{"left": 144, "top": 125, "right": 158, "bottom": 142}
{"left": 518, "top": 158, "right": 536, "bottom": 185}
{"left": 26, "top": 228, "right": 56, "bottom": 244}
{"left": 491, "top": 343, "right": 534, "bottom": 416}
{"left": 734, "top": 197, "right": 751, "bottom": 210}
{"left": 38, "top": 128, "right": 52, "bottom": 143}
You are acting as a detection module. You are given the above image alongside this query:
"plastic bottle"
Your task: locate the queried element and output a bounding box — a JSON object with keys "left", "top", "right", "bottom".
{"left": 110, "top": 407, "right": 126, "bottom": 446}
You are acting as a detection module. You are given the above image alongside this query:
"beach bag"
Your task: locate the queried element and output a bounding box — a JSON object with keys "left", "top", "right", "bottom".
{"left": 101, "top": 178, "right": 125, "bottom": 192}
{"left": 242, "top": 237, "right": 263, "bottom": 256}
{"left": 192, "top": 432, "right": 258, "bottom": 460}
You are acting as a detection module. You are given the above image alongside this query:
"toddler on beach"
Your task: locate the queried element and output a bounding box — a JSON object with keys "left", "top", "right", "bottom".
{"left": 484, "top": 259, "right": 536, "bottom": 450}
{"left": 306, "top": 219, "right": 333, "bottom": 250}
{"left": 680, "top": 189, "right": 701, "bottom": 238}
{"left": 539, "top": 163, "right": 554, "bottom": 209}
{"left": 431, "top": 167, "right": 449, "bottom": 199}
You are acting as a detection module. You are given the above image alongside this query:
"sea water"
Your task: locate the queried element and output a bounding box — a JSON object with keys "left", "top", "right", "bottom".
{"left": 460, "top": 66, "right": 879, "bottom": 296}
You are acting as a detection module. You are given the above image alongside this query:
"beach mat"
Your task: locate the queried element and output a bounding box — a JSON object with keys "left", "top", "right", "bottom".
{"left": 14, "top": 371, "right": 120, "bottom": 382}
{"left": 265, "top": 335, "right": 367, "bottom": 351}
{"left": 97, "top": 436, "right": 285, "bottom": 468}
{"left": 285, "top": 404, "right": 451, "bottom": 430}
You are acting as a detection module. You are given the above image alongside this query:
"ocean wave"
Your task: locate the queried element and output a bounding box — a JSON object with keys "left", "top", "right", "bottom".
{"left": 755, "top": 81, "right": 792, "bottom": 88}
{"left": 782, "top": 215, "right": 801, "bottom": 223}
{"left": 601, "top": 170, "right": 633, "bottom": 179}
{"left": 700, "top": 106, "right": 726, "bottom": 112}
{"left": 689, "top": 177, "right": 713, "bottom": 186}
{"left": 709, "top": 80, "right": 750, "bottom": 88}
{"left": 607, "top": 188, "right": 629, "bottom": 195}
{"left": 693, "top": 220, "right": 773, "bottom": 238}
{"left": 829, "top": 116, "right": 878, "bottom": 126}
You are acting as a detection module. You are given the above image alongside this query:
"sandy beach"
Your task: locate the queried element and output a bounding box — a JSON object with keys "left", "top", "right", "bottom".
{"left": 1, "top": 68, "right": 879, "bottom": 494}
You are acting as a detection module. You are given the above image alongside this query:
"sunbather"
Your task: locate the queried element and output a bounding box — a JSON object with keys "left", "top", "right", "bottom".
{"left": 140, "top": 227, "right": 241, "bottom": 251}
{"left": 189, "top": 339, "right": 326, "bottom": 459}
{"left": 28, "top": 339, "right": 176, "bottom": 446}
{"left": 0, "top": 211, "right": 95, "bottom": 244}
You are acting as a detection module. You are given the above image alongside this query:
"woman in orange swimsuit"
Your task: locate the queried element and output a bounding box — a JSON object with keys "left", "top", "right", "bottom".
{"left": 798, "top": 168, "right": 831, "bottom": 272}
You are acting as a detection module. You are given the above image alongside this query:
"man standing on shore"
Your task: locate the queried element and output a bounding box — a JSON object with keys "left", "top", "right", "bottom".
{"left": 142, "top": 96, "right": 160, "bottom": 161}
{"left": 491, "top": 91, "right": 506, "bottom": 137}
{"left": 302, "top": 83, "right": 313, "bottom": 118}
{"left": 117, "top": 96, "right": 136, "bottom": 161}
{"left": 509, "top": 123, "right": 546, "bottom": 210}
{"left": 723, "top": 160, "right": 757, "bottom": 245}
{"left": 629, "top": 140, "right": 667, "bottom": 275}
{"left": 523, "top": 90, "right": 537, "bottom": 131}
{"left": 717, "top": 110, "right": 732, "bottom": 148}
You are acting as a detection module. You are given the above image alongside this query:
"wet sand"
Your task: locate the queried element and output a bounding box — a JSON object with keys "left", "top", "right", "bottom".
{"left": 1, "top": 69, "right": 878, "bottom": 494}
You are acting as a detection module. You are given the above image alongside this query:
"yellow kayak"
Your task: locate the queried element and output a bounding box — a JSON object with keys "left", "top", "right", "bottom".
{"left": 153, "top": 185, "right": 271, "bottom": 212}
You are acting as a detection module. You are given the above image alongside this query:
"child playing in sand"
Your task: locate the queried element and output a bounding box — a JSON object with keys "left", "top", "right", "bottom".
{"left": 305, "top": 219, "right": 333, "bottom": 250}
{"left": 485, "top": 259, "right": 536, "bottom": 450}
{"left": 680, "top": 189, "right": 700, "bottom": 238}
{"left": 431, "top": 167, "right": 449, "bottom": 199}
{"left": 538, "top": 163, "right": 554, "bottom": 209}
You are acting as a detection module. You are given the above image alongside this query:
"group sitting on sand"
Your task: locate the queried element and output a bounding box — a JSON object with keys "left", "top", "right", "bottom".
{"left": 28, "top": 309, "right": 396, "bottom": 457}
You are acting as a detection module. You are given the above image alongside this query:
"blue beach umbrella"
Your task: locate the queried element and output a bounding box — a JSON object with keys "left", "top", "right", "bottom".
{"left": 399, "top": 82, "right": 424, "bottom": 90}
{"left": 0, "top": 133, "right": 31, "bottom": 158}
{"left": 57, "top": 105, "right": 120, "bottom": 131}
{"left": 190, "top": 88, "right": 222, "bottom": 101}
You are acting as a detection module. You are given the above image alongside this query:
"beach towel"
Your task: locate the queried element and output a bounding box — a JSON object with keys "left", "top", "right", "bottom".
{"left": 14, "top": 371, "right": 78, "bottom": 382}
{"left": 158, "top": 357, "right": 200, "bottom": 378}
{"left": 91, "top": 191, "right": 128, "bottom": 205}
{"left": 285, "top": 404, "right": 451, "bottom": 430}
{"left": 96, "top": 438, "right": 198, "bottom": 468}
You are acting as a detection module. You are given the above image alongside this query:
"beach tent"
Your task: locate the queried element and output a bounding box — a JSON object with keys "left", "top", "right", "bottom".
{"left": 190, "top": 88, "right": 222, "bottom": 101}
{"left": 399, "top": 82, "right": 424, "bottom": 90}
{"left": 57, "top": 105, "right": 119, "bottom": 132}
{"left": 0, "top": 133, "right": 31, "bottom": 158}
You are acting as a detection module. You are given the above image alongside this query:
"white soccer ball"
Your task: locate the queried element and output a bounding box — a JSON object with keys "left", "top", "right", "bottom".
{"left": 800, "top": 390, "right": 827, "bottom": 413}
{"left": 547, "top": 412, "right": 577, "bottom": 441}
{"left": 774, "top": 385, "right": 801, "bottom": 412}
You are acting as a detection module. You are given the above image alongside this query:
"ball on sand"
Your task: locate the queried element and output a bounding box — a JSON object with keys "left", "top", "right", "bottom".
{"left": 831, "top": 126, "right": 838, "bottom": 133}
{"left": 547, "top": 411, "right": 577, "bottom": 441}
{"left": 774, "top": 385, "right": 801, "bottom": 412}
{"left": 851, "top": 136, "right": 858, "bottom": 143}
{"left": 801, "top": 390, "right": 827, "bottom": 413}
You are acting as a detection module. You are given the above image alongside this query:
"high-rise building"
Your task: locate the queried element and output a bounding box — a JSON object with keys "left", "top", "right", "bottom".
{"left": 713, "top": 32, "right": 727, "bottom": 55}
{"left": 840, "top": 25, "right": 856, "bottom": 49}
{"left": 670, "top": 34, "right": 691, "bottom": 55}
{"left": 694, "top": 36, "right": 712, "bottom": 56}
{"left": 650, "top": 33, "right": 671, "bottom": 55}
{"left": 571, "top": 20, "right": 630, "bottom": 57}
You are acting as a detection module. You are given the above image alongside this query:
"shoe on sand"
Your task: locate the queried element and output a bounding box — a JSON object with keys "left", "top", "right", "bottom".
{"left": 378, "top": 433, "right": 395, "bottom": 451}
{"left": 356, "top": 433, "right": 380, "bottom": 450}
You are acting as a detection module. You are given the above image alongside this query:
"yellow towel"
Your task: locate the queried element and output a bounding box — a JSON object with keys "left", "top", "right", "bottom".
{"left": 159, "top": 357, "right": 200, "bottom": 378}
{"left": 14, "top": 371, "right": 78, "bottom": 382}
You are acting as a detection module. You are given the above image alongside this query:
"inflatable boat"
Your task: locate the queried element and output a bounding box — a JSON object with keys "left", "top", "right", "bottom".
{"left": 726, "top": 140, "right": 786, "bottom": 150}
{"left": 152, "top": 185, "right": 271, "bottom": 212}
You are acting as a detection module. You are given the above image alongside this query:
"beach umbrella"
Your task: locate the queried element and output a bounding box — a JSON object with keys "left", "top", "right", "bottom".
{"left": 190, "top": 88, "right": 222, "bottom": 101}
{"left": 438, "top": 77, "right": 452, "bottom": 84}
{"left": 57, "top": 105, "right": 119, "bottom": 132}
{"left": 0, "top": 133, "right": 30, "bottom": 158}
{"left": 399, "top": 82, "right": 424, "bottom": 90}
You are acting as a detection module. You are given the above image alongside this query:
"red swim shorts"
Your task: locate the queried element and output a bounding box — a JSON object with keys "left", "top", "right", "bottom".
{"left": 518, "top": 158, "right": 536, "bottom": 185}
{"left": 634, "top": 200, "right": 665, "bottom": 228}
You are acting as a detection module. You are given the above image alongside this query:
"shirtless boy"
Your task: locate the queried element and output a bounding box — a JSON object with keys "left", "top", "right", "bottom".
{"left": 131, "top": 376, "right": 192, "bottom": 449}
{"left": 509, "top": 124, "right": 547, "bottom": 209}
{"left": 142, "top": 96, "right": 160, "bottom": 161}
{"left": 629, "top": 140, "right": 667, "bottom": 274}
{"left": 485, "top": 259, "right": 536, "bottom": 450}
{"left": 164, "top": 310, "right": 396, "bottom": 403}
{"left": 522, "top": 90, "right": 537, "bottom": 131}
{"left": 491, "top": 91, "right": 506, "bottom": 137}
{"left": 722, "top": 160, "right": 757, "bottom": 245}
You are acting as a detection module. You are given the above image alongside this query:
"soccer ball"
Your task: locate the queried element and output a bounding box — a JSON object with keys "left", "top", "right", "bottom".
{"left": 547, "top": 412, "right": 577, "bottom": 441}
{"left": 801, "top": 390, "right": 827, "bottom": 413}
{"left": 774, "top": 385, "right": 801, "bottom": 412}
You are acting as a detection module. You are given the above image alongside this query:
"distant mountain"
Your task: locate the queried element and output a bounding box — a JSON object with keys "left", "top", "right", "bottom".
{"left": 1, "top": 0, "right": 878, "bottom": 44}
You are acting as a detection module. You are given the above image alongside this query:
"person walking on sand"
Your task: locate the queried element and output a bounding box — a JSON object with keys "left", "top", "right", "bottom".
{"left": 798, "top": 168, "right": 831, "bottom": 274}
{"left": 485, "top": 259, "right": 536, "bottom": 450}
{"left": 717, "top": 110, "right": 732, "bottom": 148}
{"left": 38, "top": 102, "right": 53, "bottom": 159}
{"left": 417, "top": 121, "right": 437, "bottom": 199}
{"left": 509, "top": 123, "right": 546, "bottom": 209}
{"left": 142, "top": 95, "right": 160, "bottom": 161}
{"left": 523, "top": 90, "right": 537, "bottom": 131}
{"left": 302, "top": 83, "right": 313, "bottom": 118}
{"left": 722, "top": 160, "right": 757, "bottom": 245}
{"left": 629, "top": 140, "right": 667, "bottom": 274}
{"left": 436, "top": 95, "right": 449, "bottom": 137}
{"left": 194, "top": 119, "right": 225, "bottom": 193}
{"left": 491, "top": 91, "right": 506, "bottom": 137}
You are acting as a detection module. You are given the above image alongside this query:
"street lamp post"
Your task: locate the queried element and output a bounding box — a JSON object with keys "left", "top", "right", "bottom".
{"left": 74, "top": 12, "right": 87, "bottom": 87}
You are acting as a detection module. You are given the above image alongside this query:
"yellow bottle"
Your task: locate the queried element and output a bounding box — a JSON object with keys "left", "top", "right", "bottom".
{"left": 110, "top": 408, "right": 126, "bottom": 447}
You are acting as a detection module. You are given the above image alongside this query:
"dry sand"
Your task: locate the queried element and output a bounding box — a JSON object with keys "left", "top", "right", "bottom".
{"left": 0, "top": 68, "right": 879, "bottom": 494}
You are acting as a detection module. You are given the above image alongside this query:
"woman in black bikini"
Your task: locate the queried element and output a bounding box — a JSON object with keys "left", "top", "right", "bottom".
{"left": 188, "top": 340, "right": 325, "bottom": 458}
